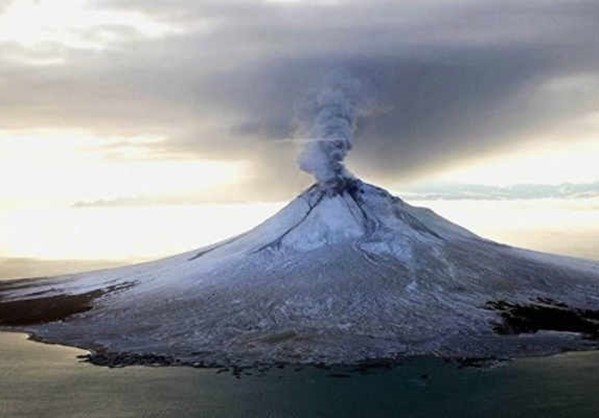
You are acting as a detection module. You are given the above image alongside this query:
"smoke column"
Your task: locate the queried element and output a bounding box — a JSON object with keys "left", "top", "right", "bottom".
{"left": 296, "top": 74, "right": 365, "bottom": 184}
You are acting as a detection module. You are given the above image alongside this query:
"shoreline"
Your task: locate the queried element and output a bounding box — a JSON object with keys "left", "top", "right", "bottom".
{"left": 4, "top": 328, "right": 599, "bottom": 379}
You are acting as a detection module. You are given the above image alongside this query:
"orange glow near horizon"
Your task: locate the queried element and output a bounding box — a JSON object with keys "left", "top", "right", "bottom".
{"left": 0, "top": 130, "right": 248, "bottom": 210}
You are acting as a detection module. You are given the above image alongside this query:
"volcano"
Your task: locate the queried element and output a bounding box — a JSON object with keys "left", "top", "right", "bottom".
{"left": 1, "top": 177, "right": 598, "bottom": 367}
{"left": 2, "top": 77, "right": 599, "bottom": 367}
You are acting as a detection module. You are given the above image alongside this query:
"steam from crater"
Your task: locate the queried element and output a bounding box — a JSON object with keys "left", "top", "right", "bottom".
{"left": 295, "top": 73, "right": 367, "bottom": 184}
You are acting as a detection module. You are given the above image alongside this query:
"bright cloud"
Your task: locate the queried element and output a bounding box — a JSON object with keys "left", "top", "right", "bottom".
{"left": 0, "top": 0, "right": 179, "bottom": 51}
{"left": 0, "top": 130, "right": 247, "bottom": 209}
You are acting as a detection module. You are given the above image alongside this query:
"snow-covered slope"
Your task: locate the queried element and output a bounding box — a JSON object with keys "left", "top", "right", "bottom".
{"left": 2, "top": 178, "right": 599, "bottom": 366}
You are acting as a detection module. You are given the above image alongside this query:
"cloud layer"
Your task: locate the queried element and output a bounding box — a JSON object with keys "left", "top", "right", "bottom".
{"left": 1, "top": 0, "right": 598, "bottom": 200}
{"left": 401, "top": 181, "right": 599, "bottom": 201}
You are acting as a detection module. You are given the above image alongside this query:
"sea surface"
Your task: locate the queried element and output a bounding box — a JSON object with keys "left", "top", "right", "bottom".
{"left": 1, "top": 332, "right": 598, "bottom": 418}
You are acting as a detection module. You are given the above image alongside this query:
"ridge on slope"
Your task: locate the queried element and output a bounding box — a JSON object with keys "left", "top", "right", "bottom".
{"left": 1, "top": 178, "right": 598, "bottom": 366}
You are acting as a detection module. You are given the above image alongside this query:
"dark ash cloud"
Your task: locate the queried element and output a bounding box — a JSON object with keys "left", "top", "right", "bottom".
{"left": 1, "top": 0, "right": 598, "bottom": 200}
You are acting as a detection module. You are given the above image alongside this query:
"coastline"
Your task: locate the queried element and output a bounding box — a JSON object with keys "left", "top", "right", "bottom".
{"left": 5, "top": 328, "right": 599, "bottom": 378}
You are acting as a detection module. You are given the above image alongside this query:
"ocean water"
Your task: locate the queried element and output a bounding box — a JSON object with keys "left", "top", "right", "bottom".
{"left": 1, "top": 332, "right": 598, "bottom": 418}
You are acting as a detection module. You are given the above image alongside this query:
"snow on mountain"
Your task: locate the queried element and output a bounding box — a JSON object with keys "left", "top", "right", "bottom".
{"left": 1, "top": 178, "right": 598, "bottom": 366}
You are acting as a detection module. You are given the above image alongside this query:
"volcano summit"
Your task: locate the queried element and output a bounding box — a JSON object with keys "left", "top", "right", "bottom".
{"left": 1, "top": 78, "right": 599, "bottom": 367}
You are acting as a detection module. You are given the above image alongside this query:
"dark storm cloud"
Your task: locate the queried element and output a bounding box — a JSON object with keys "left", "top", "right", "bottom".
{"left": 1, "top": 0, "right": 598, "bottom": 200}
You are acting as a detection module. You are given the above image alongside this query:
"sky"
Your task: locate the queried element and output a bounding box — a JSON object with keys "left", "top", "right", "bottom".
{"left": 0, "top": 0, "right": 598, "bottom": 273}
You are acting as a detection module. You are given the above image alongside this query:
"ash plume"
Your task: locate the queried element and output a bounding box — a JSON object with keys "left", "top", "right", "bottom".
{"left": 295, "top": 73, "right": 368, "bottom": 184}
